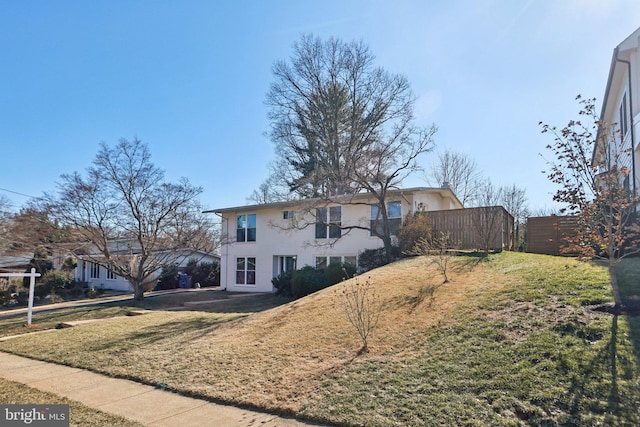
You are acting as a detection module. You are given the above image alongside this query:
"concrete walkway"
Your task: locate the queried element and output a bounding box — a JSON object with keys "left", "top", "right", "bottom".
{"left": 0, "top": 352, "right": 326, "bottom": 427}
{"left": 0, "top": 288, "right": 223, "bottom": 319}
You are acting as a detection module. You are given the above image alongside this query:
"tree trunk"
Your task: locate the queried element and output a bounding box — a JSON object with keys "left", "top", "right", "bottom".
{"left": 133, "top": 284, "right": 144, "bottom": 303}
{"left": 382, "top": 235, "right": 394, "bottom": 264}
{"left": 609, "top": 263, "right": 623, "bottom": 309}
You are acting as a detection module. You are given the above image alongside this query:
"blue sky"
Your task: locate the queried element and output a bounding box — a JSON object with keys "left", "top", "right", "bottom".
{"left": 1, "top": 0, "right": 639, "bottom": 213}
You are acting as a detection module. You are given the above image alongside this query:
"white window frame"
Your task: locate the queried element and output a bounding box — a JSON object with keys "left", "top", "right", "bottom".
{"left": 236, "top": 257, "right": 256, "bottom": 285}
{"left": 314, "top": 255, "right": 357, "bottom": 269}
{"left": 90, "top": 262, "right": 100, "bottom": 279}
{"left": 236, "top": 214, "right": 257, "bottom": 242}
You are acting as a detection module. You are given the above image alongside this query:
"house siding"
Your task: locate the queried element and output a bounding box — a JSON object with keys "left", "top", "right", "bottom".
{"left": 599, "top": 28, "right": 640, "bottom": 196}
{"left": 215, "top": 188, "right": 462, "bottom": 293}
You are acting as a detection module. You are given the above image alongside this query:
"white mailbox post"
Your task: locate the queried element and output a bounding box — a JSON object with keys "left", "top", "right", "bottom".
{"left": 0, "top": 268, "right": 41, "bottom": 325}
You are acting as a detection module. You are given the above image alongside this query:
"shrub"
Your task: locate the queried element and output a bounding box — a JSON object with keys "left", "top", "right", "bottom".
{"left": 85, "top": 287, "right": 98, "bottom": 298}
{"left": 192, "top": 261, "right": 220, "bottom": 287}
{"left": 156, "top": 264, "right": 179, "bottom": 290}
{"left": 397, "top": 212, "right": 433, "bottom": 255}
{"left": 325, "top": 262, "right": 356, "bottom": 285}
{"left": 358, "top": 247, "right": 401, "bottom": 272}
{"left": 272, "top": 270, "right": 293, "bottom": 297}
{"left": 291, "top": 266, "right": 329, "bottom": 298}
{"left": 16, "top": 291, "right": 29, "bottom": 305}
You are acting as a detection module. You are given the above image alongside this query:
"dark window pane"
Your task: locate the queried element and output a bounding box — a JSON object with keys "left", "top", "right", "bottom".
{"left": 329, "top": 206, "right": 341, "bottom": 222}
{"left": 329, "top": 224, "right": 341, "bottom": 238}
{"left": 390, "top": 218, "right": 401, "bottom": 236}
{"left": 237, "top": 229, "right": 246, "bottom": 242}
{"left": 315, "top": 257, "right": 327, "bottom": 269}
{"left": 247, "top": 257, "right": 256, "bottom": 270}
{"left": 388, "top": 201, "right": 402, "bottom": 218}
{"left": 236, "top": 270, "right": 245, "bottom": 284}
{"left": 246, "top": 271, "right": 256, "bottom": 284}
{"left": 329, "top": 256, "right": 342, "bottom": 266}
{"left": 316, "top": 222, "right": 327, "bottom": 239}
{"left": 247, "top": 214, "right": 256, "bottom": 228}
{"left": 370, "top": 205, "right": 379, "bottom": 220}
{"left": 316, "top": 207, "right": 327, "bottom": 222}
{"left": 247, "top": 227, "right": 256, "bottom": 242}
{"left": 344, "top": 256, "right": 357, "bottom": 267}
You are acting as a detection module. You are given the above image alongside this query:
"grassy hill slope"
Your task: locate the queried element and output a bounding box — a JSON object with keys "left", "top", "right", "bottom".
{"left": 1, "top": 252, "right": 638, "bottom": 426}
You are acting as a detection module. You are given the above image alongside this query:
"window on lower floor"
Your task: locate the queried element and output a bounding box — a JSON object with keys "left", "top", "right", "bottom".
{"left": 236, "top": 257, "right": 256, "bottom": 285}
{"left": 106, "top": 269, "right": 115, "bottom": 280}
{"left": 276, "top": 256, "right": 297, "bottom": 275}
{"left": 315, "top": 255, "right": 357, "bottom": 269}
{"left": 90, "top": 262, "right": 100, "bottom": 279}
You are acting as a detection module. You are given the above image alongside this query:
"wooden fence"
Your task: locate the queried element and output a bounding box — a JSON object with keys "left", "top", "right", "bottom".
{"left": 526, "top": 215, "right": 579, "bottom": 256}
{"left": 424, "top": 207, "right": 515, "bottom": 251}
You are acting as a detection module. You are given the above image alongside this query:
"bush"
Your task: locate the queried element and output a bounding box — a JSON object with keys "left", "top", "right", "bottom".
{"left": 0, "top": 290, "right": 11, "bottom": 306}
{"left": 272, "top": 270, "right": 293, "bottom": 297}
{"left": 358, "top": 247, "right": 401, "bottom": 272}
{"left": 16, "top": 291, "right": 29, "bottom": 305}
{"left": 156, "top": 264, "right": 179, "bottom": 290}
{"left": 291, "top": 266, "right": 329, "bottom": 298}
{"left": 191, "top": 261, "right": 220, "bottom": 287}
{"left": 325, "top": 262, "right": 356, "bottom": 285}
{"left": 397, "top": 212, "right": 433, "bottom": 254}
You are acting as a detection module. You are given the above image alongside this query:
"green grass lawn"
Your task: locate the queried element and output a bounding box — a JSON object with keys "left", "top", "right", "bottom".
{"left": 0, "top": 252, "right": 638, "bottom": 426}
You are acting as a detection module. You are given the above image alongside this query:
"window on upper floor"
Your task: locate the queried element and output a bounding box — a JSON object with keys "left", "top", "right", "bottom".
{"left": 619, "top": 93, "right": 629, "bottom": 137}
{"left": 283, "top": 210, "right": 295, "bottom": 220}
{"left": 237, "top": 214, "right": 256, "bottom": 242}
{"left": 106, "top": 268, "right": 116, "bottom": 280}
{"left": 236, "top": 257, "right": 256, "bottom": 285}
{"left": 315, "top": 206, "right": 341, "bottom": 239}
{"left": 370, "top": 201, "right": 402, "bottom": 236}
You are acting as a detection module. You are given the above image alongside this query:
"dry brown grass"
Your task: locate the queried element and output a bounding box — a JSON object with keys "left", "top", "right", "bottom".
{"left": 2, "top": 253, "right": 638, "bottom": 426}
{"left": 0, "top": 256, "right": 512, "bottom": 414}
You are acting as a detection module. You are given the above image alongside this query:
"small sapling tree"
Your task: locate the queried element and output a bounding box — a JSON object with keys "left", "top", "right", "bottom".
{"left": 541, "top": 95, "right": 640, "bottom": 310}
{"left": 340, "top": 276, "right": 383, "bottom": 353}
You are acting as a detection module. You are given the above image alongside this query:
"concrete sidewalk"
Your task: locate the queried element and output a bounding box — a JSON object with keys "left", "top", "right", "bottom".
{"left": 0, "top": 352, "right": 326, "bottom": 427}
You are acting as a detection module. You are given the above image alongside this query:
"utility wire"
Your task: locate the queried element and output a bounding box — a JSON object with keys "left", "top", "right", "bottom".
{"left": 0, "top": 187, "right": 43, "bottom": 200}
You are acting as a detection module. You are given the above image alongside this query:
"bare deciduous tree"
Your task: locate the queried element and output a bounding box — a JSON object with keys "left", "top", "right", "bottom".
{"left": 410, "top": 230, "right": 454, "bottom": 283}
{"left": 426, "top": 149, "right": 481, "bottom": 205}
{"left": 48, "top": 138, "right": 212, "bottom": 302}
{"left": 499, "top": 184, "right": 530, "bottom": 250}
{"left": 263, "top": 34, "right": 436, "bottom": 261}
{"left": 541, "top": 95, "right": 640, "bottom": 310}
{"left": 340, "top": 276, "right": 383, "bottom": 353}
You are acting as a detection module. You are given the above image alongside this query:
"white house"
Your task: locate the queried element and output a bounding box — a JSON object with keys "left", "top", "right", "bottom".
{"left": 68, "top": 244, "right": 220, "bottom": 292}
{"left": 597, "top": 26, "right": 640, "bottom": 197}
{"left": 207, "top": 187, "right": 462, "bottom": 293}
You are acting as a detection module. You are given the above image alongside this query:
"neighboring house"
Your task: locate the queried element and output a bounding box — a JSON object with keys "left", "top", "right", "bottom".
{"left": 596, "top": 26, "right": 640, "bottom": 197}
{"left": 207, "top": 187, "right": 463, "bottom": 293}
{"left": 53, "top": 242, "right": 220, "bottom": 292}
{"left": 0, "top": 255, "right": 32, "bottom": 274}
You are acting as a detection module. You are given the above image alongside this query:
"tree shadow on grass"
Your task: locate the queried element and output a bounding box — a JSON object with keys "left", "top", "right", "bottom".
{"left": 564, "top": 314, "right": 639, "bottom": 424}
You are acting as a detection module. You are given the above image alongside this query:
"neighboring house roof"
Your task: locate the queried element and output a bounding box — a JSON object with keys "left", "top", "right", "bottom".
{"left": 205, "top": 186, "right": 463, "bottom": 214}
{"left": 0, "top": 255, "right": 32, "bottom": 272}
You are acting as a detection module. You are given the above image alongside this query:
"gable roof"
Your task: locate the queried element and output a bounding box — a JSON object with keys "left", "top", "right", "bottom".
{"left": 205, "top": 187, "right": 463, "bottom": 214}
